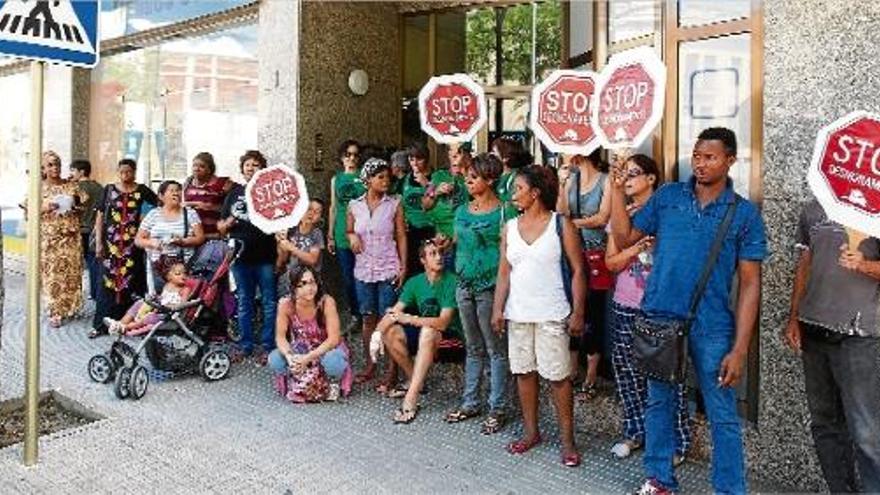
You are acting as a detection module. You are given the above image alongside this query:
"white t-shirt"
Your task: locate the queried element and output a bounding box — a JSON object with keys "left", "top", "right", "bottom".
{"left": 140, "top": 207, "right": 201, "bottom": 262}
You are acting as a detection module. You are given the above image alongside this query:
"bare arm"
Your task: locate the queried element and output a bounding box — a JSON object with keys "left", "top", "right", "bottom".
{"left": 307, "top": 296, "right": 341, "bottom": 362}
{"left": 719, "top": 260, "right": 762, "bottom": 387}
{"left": 562, "top": 215, "right": 587, "bottom": 336}
{"left": 275, "top": 298, "right": 294, "bottom": 356}
{"left": 327, "top": 176, "right": 337, "bottom": 253}
{"left": 377, "top": 301, "right": 407, "bottom": 333}
{"left": 608, "top": 175, "right": 645, "bottom": 249}
{"left": 394, "top": 203, "right": 408, "bottom": 287}
{"left": 784, "top": 249, "right": 811, "bottom": 352}
{"left": 606, "top": 234, "right": 654, "bottom": 273}
{"left": 94, "top": 210, "right": 105, "bottom": 257}
{"left": 134, "top": 228, "right": 160, "bottom": 250}
{"left": 491, "top": 224, "right": 512, "bottom": 333}
{"left": 345, "top": 205, "right": 363, "bottom": 254}
{"left": 556, "top": 179, "right": 571, "bottom": 215}
{"left": 574, "top": 176, "right": 612, "bottom": 229}
{"left": 398, "top": 307, "right": 455, "bottom": 332}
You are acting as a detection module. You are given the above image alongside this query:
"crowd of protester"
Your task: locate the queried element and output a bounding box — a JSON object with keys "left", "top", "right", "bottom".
{"left": 30, "top": 124, "right": 880, "bottom": 494}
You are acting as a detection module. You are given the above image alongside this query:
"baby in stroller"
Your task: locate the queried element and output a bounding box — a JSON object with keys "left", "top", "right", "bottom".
{"left": 103, "top": 260, "right": 192, "bottom": 336}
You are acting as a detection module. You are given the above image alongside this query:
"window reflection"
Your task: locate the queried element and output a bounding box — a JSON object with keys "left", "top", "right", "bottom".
{"left": 100, "top": 0, "right": 253, "bottom": 40}
{"left": 89, "top": 24, "right": 258, "bottom": 185}
{"left": 678, "top": 0, "right": 750, "bottom": 27}
{"left": 677, "top": 34, "right": 751, "bottom": 196}
{"left": 610, "top": 0, "right": 657, "bottom": 43}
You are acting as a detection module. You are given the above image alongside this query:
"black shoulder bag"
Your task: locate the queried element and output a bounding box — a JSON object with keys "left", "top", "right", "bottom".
{"left": 633, "top": 199, "right": 737, "bottom": 383}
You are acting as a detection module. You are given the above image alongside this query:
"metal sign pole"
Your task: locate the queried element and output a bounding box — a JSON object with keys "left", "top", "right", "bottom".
{"left": 23, "top": 60, "right": 45, "bottom": 467}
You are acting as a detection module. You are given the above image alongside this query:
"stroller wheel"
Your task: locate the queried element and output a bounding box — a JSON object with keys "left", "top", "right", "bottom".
{"left": 226, "top": 318, "right": 242, "bottom": 343}
{"left": 200, "top": 350, "right": 231, "bottom": 381}
{"left": 114, "top": 367, "right": 132, "bottom": 399}
{"left": 129, "top": 365, "right": 149, "bottom": 400}
{"left": 88, "top": 354, "right": 114, "bottom": 384}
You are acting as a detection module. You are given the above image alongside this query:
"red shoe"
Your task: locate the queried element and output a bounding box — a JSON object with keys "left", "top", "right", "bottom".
{"left": 506, "top": 433, "right": 542, "bottom": 455}
{"left": 561, "top": 450, "right": 582, "bottom": 467}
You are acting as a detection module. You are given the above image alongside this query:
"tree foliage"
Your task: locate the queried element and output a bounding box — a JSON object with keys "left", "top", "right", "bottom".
{"left": 466, "top": 1, "right": 561, "bottom": 85}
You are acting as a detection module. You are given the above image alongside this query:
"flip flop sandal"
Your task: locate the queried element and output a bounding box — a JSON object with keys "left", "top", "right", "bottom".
{"left": 610, "top": 439, "right": 643, "bottom": 459}
{"left": 387, "top": 386, "right": 409, "bottom": 399}
{"left": 480, "top": 413, "right": 506, "bottom": 434}
{"left": 562, "top": 451, "right": 582, "bottom": 467}
{"left": 88, "top": 327, "right": 107, "bottom": 339}
{"left": 506, "top": 433, "right": 542, "bottom": 455}
{"left": 445, "top": 407, "right": 481, "bottom": 423}
{"left": 576, "top": 382, "right": 598, "bottom": 401}
{"left": 393, "top": 404, "right": 420, "bottom": 424}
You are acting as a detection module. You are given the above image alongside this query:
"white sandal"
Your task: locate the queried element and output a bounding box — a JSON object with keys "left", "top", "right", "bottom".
{"left": 610, "top": 439, "right": 643, "bottom": 459}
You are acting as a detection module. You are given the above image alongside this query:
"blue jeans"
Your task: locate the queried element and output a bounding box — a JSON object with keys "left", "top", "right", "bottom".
{"left": 457, "top": 286, "right": 508, "bottom": 414}
{"left": 268, "top": 348, "right": 348, "bottom": 380}
{"left": 644, "top": 325, "right": 745, "bottom": 494}
{"left": 354, "top": 279, "right": 397, "bottom": 316}
{"left": 231, "top": 261, "right": 277, "bottom": 354}
{"left": 336, "top": 248, "right": 360, "bottom": 319}
{"left": 801, "top": 325, "right": 880, "bottom": 493}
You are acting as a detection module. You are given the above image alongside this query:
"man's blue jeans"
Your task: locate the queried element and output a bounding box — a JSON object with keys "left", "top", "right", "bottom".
{"left": 801, "top": 326, "right": 880, "bottom": 493}
{"left": 231, "top": 262, "right": 277, "bottom": 354}
{"left": 644, "top": 326, "right": 745, "bottom": 494}
{"left": 457, "top": 286, "right": 508, "bottom": 414}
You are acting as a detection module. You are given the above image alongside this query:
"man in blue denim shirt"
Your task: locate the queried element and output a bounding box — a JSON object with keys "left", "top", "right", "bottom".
{"left": 610, "top": 128, "right": 767, "bottom": 495}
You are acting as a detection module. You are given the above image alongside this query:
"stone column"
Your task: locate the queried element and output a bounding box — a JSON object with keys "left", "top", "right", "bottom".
{"left": 257, "top": 0, "right": 300, "bottom": 169}
{"left": 756, "top": 1, "right": 880, "bottom": 490}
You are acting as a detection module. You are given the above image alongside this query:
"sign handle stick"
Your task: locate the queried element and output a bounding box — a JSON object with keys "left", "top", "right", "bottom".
{"left": 23, "top": 60, "right": 44, "bottom": 467}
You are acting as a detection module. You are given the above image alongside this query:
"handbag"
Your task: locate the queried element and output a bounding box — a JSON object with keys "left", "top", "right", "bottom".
{"left": 87, "top": 184, "right": 113, "bottom": 253}
{"left": 571, "top": 167, "right": 613, "bottom": 291}
{"left": 632, "top": 199, "right": 737, "bottom": 383}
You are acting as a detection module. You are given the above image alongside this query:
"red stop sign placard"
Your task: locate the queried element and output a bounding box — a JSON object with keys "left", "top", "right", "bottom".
{"left": 592, "top": 47, "right": 666, "bottom": 149}
{"left": 418, "top": 74, "right": 487, "bottom": 144}
{"left": 808, "top": 111, "right": 880, "bottom": 236}
{"left": 530, "top": 69, "right": 600, "bottom": 155}
{"left": 245, "top": 164, "right": 310, "bottom": 234}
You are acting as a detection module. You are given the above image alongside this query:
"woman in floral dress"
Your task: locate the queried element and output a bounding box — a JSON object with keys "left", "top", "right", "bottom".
{"left": 269, "top": 265, "right": 353, "bottom": 403}
{"left": 37, "top": 151, "right": 86, "bottom": 327}
{"left": 90, "top": 158, "right": 158, "bottom": 338}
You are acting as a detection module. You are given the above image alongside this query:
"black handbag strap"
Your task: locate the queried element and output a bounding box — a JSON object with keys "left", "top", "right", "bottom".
{"left": 685, "top": 198, "right": 737, "bottom": 323}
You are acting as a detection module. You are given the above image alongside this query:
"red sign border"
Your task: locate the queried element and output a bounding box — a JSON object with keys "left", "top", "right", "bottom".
{"left": 529, "top": 69, "right": 601, "bottom": 156}
{"left": 418, "top": 73, "right": 487, "bottom": 145}
{"left": 807, "top": 110, "right": 880, "bottom": 237}
{"left": 591, "top": 46, "right": 666, "bottom": 150}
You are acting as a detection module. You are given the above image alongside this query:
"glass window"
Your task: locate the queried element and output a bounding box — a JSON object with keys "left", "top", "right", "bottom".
{"left": 436, "top": 12, "right": 466, "bottom": 76}
{"left": 0, "top": 72, "right": 30, "bottom": 236}
{"left": 677, "top": 34, "right": 751, "bottom": 196}
{"left": 100, "top": 0, "right": 253, "bottom": 40}
{"left": 403, "top": 16, "right": 430, "bottom": 96}
{"left": 678, "top": 0, "right": 750, "bottom": 27}
{"left": 610, "top": 0, "right": 657, "bottom": 43}
{"left": 90, "top": 24, "right": 258, "bottom": 185}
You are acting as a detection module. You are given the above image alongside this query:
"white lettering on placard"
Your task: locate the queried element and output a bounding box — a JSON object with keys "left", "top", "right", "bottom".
{"left": 603, "top": 82, "right": 649, "bottom": 112}
{"left": 545, "top": 90, "right": 591, "bottom": 114}
{"left": 431, "top": 95, "right": 472, "bottom": 115}
{"left": 832, "top": 134, "right": 880, "bottom": 175}
{"left": 828, "top": 164, "right": 880, "bottom": 192}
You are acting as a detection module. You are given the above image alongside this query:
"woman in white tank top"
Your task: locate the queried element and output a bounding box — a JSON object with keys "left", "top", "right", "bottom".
{"left": 491, "top": 165, "right": 587, "bottom": 468}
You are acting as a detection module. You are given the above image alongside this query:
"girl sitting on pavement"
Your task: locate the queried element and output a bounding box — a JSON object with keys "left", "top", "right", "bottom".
{"left": 269, "top": 265, "right": 353, "bottom": 403}
{"left": 103, "top": 261, "right": 192, "bottom": 336}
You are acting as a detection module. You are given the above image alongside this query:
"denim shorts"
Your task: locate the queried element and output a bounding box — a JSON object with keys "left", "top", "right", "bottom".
{"left": 354, "top": 279, "right": 397, "bottom": 316}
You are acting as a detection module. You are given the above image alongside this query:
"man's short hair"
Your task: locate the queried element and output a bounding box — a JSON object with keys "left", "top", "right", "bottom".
{"left": 697, "top": 127, "right": 737, "bottom": 157}
{"left": 70, "top": 159, "right": 92, "bottom": 177}
{"left": 418, "top": 239, "right": 439, "bottom": 260}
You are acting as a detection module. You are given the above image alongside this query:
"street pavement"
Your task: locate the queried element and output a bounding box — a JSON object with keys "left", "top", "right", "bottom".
{"left": 0, "top": 258, "right": 751, "bottom": 494}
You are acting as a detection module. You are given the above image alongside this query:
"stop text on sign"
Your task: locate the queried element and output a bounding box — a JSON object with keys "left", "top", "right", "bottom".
{"left": 431, "top": 94, "right": 473, "bottom": 119}
{"left": 245, "top": 164, "right": 310, "bottom": 234}
{"left": 831, "top": 134, "right": 880, "bottom": 175}
{"left": 253, "top": 174, "right": 296, "bottom": 213}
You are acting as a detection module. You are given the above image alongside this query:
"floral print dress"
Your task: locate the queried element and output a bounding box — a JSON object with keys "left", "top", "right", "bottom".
{"left": 40, "top": 180, "right": 85, "bottom": 319}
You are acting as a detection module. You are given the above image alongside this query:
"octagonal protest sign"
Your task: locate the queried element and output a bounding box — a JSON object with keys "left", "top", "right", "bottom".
{"left": 245, "top": 164, "right": 309, "bottom": 234}
{"left": 530, "top": 69, "right": 601, "bottom": 155}
{"left": 418, "top": 74, "right": 487, "bottom": 144}
{"left": 807, "top": 111, "right": 880, "bottom": 242}
{"left": 592, "top": 47, "right": 666, "bottom": 150}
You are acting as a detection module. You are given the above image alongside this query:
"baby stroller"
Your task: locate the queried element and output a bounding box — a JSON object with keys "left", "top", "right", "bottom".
{"left": 86, "top": 240, "right": 242, "bottom": 400}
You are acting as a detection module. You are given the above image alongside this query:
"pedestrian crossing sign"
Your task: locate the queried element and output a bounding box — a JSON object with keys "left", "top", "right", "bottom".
{"left": 0, "top": 0, "right": 99, "bottom": 68}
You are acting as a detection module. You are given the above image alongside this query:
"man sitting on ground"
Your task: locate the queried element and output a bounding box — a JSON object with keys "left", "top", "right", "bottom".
{"left": 378, "top": 240, "right": 461, "bottom": 424}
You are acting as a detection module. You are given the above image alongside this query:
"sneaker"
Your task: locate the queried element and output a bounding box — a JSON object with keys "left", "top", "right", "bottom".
{"left": 327, "top": 383, "right": 341, "bottom": 402}
{"left": 634, "top": 479, "right": 673, "bottom": 495}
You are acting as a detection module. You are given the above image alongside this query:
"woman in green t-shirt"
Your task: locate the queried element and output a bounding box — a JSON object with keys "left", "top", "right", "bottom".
{"left": 327, "top": 139, "right": 366, "bottom": 329}
{"left": 445, "top": 153, "right": 513, "bottom": 435}
{"left": 401, "top": 142, "right": 443, "bottom": 275}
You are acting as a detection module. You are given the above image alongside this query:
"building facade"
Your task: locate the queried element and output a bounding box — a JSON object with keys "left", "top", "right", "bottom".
{"left": 1, "top": 0, "right": 878, "bottom": 490}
